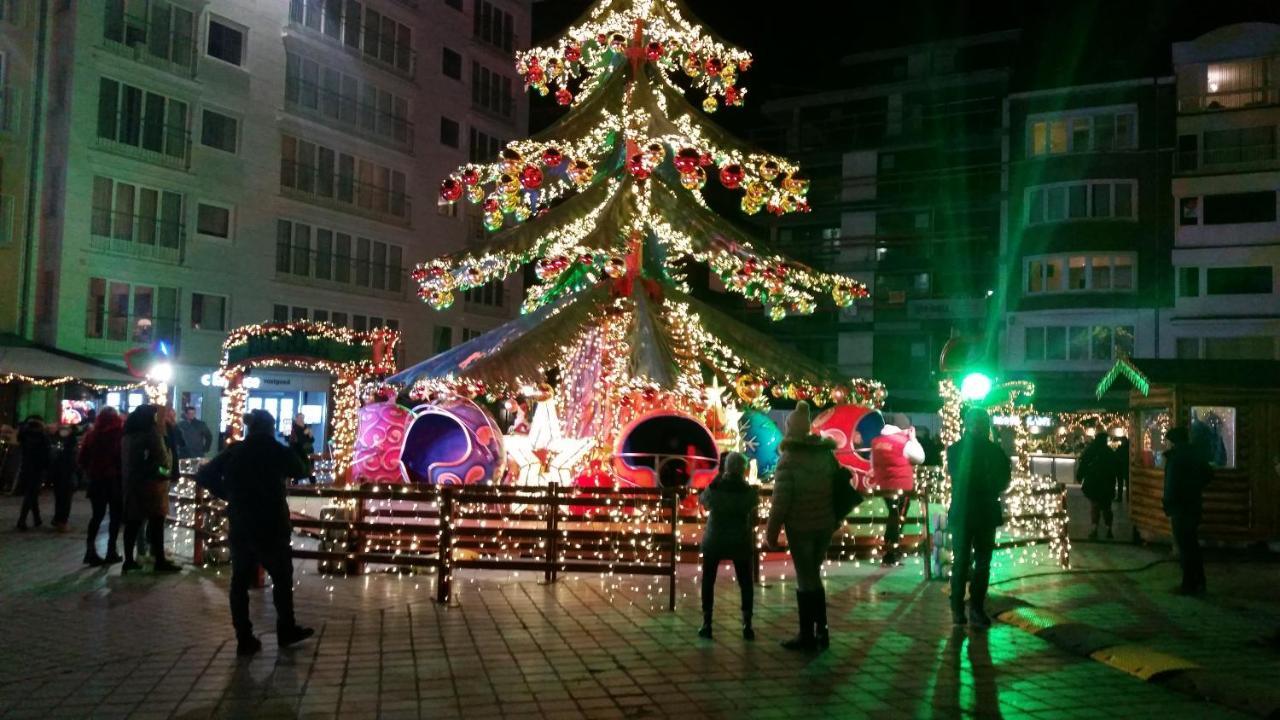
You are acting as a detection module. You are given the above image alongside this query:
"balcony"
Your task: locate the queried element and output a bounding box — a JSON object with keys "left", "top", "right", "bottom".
{"left": 100, "top": 11, "right": 197, "bottom": 79}
{"left": 0, "top": 86, "right": 21, "bottom": 137}
{"left": 286, "top": 1, "right": 416, "bottom": 80}
{"left": 280, "top": 160, "right": 412, "bottom": 227}
{"left": 94, "top": 113, "right": 191, "bottom": 170}
{"left": 284, "top": 77, "right": 414, "bottom": 154}
{"left": 83, "top": 312, "right": 180, "bottom": 358}
{"left": 88, "top": 209, "right": 185, "bottom": 265}
{"left": 1179, "top": 86, "right": 1280, "bottom": 113}
{"left": 275, "top": 246, "right": 408, "bottom": 301}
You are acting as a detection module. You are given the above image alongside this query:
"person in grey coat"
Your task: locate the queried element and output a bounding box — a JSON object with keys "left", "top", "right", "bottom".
{"left": 766, "top": 401, "right": 842, "bottom": 651}
{"left": 698, "top": 452, "right": 759, "bottom": 641}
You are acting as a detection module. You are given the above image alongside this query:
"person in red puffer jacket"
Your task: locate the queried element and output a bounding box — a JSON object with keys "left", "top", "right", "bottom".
{"left": 870, "top": 413, "right": 925, "bottom": 567}
{"left": 79, "top": 407, "right": 125, "bottom": 565}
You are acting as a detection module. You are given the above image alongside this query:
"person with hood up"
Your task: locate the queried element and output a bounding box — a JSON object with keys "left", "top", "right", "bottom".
{"left": 1076, "top": 432, "right": 1118, "bottom": 540}
{"left": 79, "top": 407, "right": 126, "bottom": 565}
{"left": 870, "top": 413, "right": 925, "bottom": 566}
{"left": 697, "top": 451, "right": 759, "bottom": 641}
{"left": 197, "top": 409, "right": 314, "bottom": 656}
{"left": 121, "top": 405, "right": 180, "bottom": 574}
{"left": 946, "top": 408, "right": 1011, "bottom": 628}
{"left": 15, "top": 416, "right": 51, "bottom": 530}
{"left": 766, "top": 401, "right": 842, "bottom": 651}
{"left": 1163, "top": 426, "right": 1212, "bottom": 595}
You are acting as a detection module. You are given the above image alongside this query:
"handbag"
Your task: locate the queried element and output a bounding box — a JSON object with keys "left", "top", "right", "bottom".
{"left": 832, "top": 465, "right": 863, "bottom": 521}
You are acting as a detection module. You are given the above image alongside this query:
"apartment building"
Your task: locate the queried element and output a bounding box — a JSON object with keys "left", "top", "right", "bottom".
{"left": 1001, "top": 78, "right": 1176, "bottom": 409}
{"left": 761, "top": 31, "right": 1019, "bottom": 409}
{"left": 12, "top": 0, "right": 529, "bottom": 439}
{"left": 0, "top": 1, "right": 35, "bottom": 336}
{"left": 1168, "top": 23, "right": 1280, "bottom": 361}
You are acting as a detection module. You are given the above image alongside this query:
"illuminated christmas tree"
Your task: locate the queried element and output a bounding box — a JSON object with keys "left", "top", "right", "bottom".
{"left": 403, "top": 0, "right": 884, "bottom": 449}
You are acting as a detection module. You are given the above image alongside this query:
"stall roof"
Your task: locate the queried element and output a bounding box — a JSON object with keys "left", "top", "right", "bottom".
{"left": 0, "top": 335, "right": 136, "bottom": 384}
{"left": 1095, "top": 358, "right": 1280, "bottom": 399}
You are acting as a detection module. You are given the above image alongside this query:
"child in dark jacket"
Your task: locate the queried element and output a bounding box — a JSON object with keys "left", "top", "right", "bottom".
{"left": 698, "top": 452, "right": 759, "bottom": 640}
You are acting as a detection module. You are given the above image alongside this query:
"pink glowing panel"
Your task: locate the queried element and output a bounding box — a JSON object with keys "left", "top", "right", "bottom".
{"left": 400, "top": 397, "right": 506, "bottom": 485}
{"left": 352, "top": 401, "right": 412, "bottom": 484}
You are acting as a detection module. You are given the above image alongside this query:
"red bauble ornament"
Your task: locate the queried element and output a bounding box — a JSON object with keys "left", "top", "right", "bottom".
{"left": 555, "top": 88, "right": 573, "bottom": 106}
{"left": 705, "top": 57, "right": 724, "bottom": 76}
{"left": 673, "top": 147, "right": 701, "bottom": 174}
{"left": 519, "top": 165, "right": 544, "bottom": 190}
{"left": 565, "top": 43, "right": 582, "bottom": 63}
{"left": 719, "top": 163, "right": 745, "bottom": 190}
{"left": 542, "top": 147, "right": 565, "bottom": 167}
{"left": 699, "top": 152, "right": 714, "bottom": 167}
{"left": 627, "top": 153, "right": 651, "bottom": 180}
{"left": 724, "top": 86, "right": 740, "bottom": 106}
{"left": 461, "top": 168, "right": 481, "bottom": 186}
{"left": 645, "top": 41, "right": 663, "bottom": 61}
{"left": 483, "top": 198, "right": 500, "bottom": 213}
{"left": 439, "top": 178, "right": 463, "bottom": 202}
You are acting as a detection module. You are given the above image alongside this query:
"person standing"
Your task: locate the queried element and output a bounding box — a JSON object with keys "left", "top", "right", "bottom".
{"left": 870, "top": 413, "right": 925, "bottom": 566}
{"left": 1077, "top": 433, "right": 1118, "bottom": 540}
{"left": 766, "top": 401, "right": 841, "bottom": 651}
{"left": 1163, "top": 426, "right": 1212, "bottom": 596}
{"left": 917, "top": 426, "right": 944, "bottom": 467}
{"left": 196, "top": 409, "right": 314, "bottom": 656}
{"left": 288, "top": 413, "right": 315, "bottom": 479}
{"left": 177, "top": 406, "right": 214, "bottom": 460}
{"left": 1113, "top": 437, "right": 1131, "bottom": 501}
{"left": 49, "top": 424, "right": 80, "bottom": 532}
{"left": 698, "top": 452, "right": 759, "bottom": 641}
{"left": 79, "top": 407, "right": 125, "bottom": 565}
{"left": 121, "top": 405, "right": 180, "bottom": 574}
{"left": 15, "top": 416, "right": 51, "bottom": 530}
{"left": 946, "top": 408, "right": 1011, "bottom": 628}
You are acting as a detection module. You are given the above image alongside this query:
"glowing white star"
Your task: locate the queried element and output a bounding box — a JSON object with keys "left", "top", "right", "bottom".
{"left": 503, "top": 401, "right": 594, "bottom": 486}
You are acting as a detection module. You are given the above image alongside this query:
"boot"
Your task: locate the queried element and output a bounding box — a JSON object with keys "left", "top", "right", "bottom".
{"left": 84, "top": 550, "right": 105, "bottom": 567}
{"left": 1105, "top": 525, "right": 1114, "bottom": 540}
{"left": 969, "top": 589, "right": 991, "bottom": 628}
{"left": 813, "top": 588, "right": 829, "bottom": 650}
{"left": 277, "top": 625, "right": 315, "bottom": 648}
{"left": 951, "top": 597, "right": 967, "bottom": 626}
{"left": 698, "top": 610, "right": 713, "bottom": 640}
{"left": 236, "top": 635, "right": 263, "bottom": 657}
{"left": 742, "top": 614, "right": 755, "bottom": 641}
{"left": 781, "top": 592, "right": 815, "bottom": 651}
{"left": 153, "top": 559, "right": 182, "bottom": 573}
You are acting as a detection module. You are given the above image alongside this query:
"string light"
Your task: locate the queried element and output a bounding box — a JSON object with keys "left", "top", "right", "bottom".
{"left": 0, "top": 373, "right": 147, "bottom": 392}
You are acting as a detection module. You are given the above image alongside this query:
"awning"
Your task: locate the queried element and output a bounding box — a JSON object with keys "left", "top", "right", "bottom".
{"left": 0, "top": 335, "right": 137, "bottom": 384}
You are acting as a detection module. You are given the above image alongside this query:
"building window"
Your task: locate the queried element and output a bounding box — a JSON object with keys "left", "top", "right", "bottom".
{"left": 1177, "top": 134, "right": 1199, "bottom": 172}
{"left": 1206, "top": 266, "right": 1273, "bottom": 295}
{"left": 440, "top": 117, "right": 460, "bottom": 148}
{"left": 1025, "top": 253, "right": 1134, "bottom": 295}
{"left": 280, "top": 133, "right": 409, "bottom": 220}
{"left": 200, "top": 109, "right": 238, "bottom": 153}
{"left": 1179, "top": 197, "right": 1199, "bottom": 225}
{"left": 433, "top": 326, "right": 453, "bottom": 353}
{"left": 276, "top": 219, "right": 402, "bottom": 291}
{"left": 1028, "top": 108, "right": 1137, "bottom": 156}
{"left": 85, "top": 278, "right": 178, "bottom": 344}
{"left": 190, "top": 292, "right": 227, "bottom": 331}
{"left": 1204, "top": 58, "right": 1271, "bottom": 110}
{"left": 474, "top": 0, "right": 514, "bottom": 52}
{"left": 1202, "top": 126, "right": 1276, "bottom": 166}
{"left": 1204, "top": 336, "right": 1276, "bottom": 360}
{"left": 362, "top": 7, "right": 412, "bottom": 72}
{"left": 469, "top": 127, "right": 501, "bottom": 163}
{"left": 196, "top": 203, "right": 231, "bottom": 239}
{"left": 289, "top": 0, "right": 412, "bottom": 74}
{"left": 465, "top": 279, "right": 504, "bottom": 307}
{"left": 1177, "top": 267, "right": 1199, "bottom": 298}
{"left": 273, "top": 304, "right": 289, "bottom": 322}
{"left": 1202, "top": 191, "right": 1276, "bottom": 225}
{"left": 443, "top": 47, "right": 462, "bottom": 79}
{"left": 96, "top": 78, "right": 189, "bottom": 162}
{"left": 1025, "top": 324, "right": 1134, "bottom": 362}
{"left": 90, "top": 176, "right": 184, "bottom": 249}
{"left": 471, "top": 61, "right": 513, "bottom": 118}
{"left": 1027, "top": 180, "right": 1135, "bottom": 225}
{"left": 103, "top": 0, "right": 195, "bottom": 71}
{"left": 284, "top": 52, "right": 412, "bottom": 147}
{"left": 206, "top": 17, "right": 244, "bottom": 66}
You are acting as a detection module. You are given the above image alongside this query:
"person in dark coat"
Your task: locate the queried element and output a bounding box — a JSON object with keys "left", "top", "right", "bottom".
{"left": 288, "top": 413, "right": 315, "bottom": 478}
{"left": 917, "top": 426, "right": 944, "bottom": 466}
{"left": 177, "top": 406, "right": 214, "bottom": 459}
{"left": 698, "top": 452, "right": 759, "bottom": 641}
{"left": 1113, "top": 437, "right": 1130, "bottom": 501}
{"left": 197, "top": 409, "right": 314, "bottom": 657}
{"left": 121, "top": 405, "right": 179, "bottom": 574}
{"left": 1076, "top": 433, "right": 1118, "bottom": 540}
{"left": 1163, "top": 426, "right": 1212, "bottom": 595}
{"left": 946, "top": 408, "right": 1011, "bottom": 628}
{"left": 15, "top": 416, "right": 51, "bottom": 530}
{"left": 79, "top": 407, "right": 125, "bottom": 565}
{"left": 766, "top": 401, "right": 842, "bottom": 651}
{"left": 49, "top": 424, "right": 80, "bottom": 531}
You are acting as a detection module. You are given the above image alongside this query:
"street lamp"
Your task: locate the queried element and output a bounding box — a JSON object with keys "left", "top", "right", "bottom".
{"left": 960, "top": 372, "right": 993, "bottom": 403}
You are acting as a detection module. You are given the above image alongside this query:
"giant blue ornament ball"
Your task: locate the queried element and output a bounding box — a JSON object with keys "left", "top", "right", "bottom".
{"left": 738, "top": 409, "right": 782, "bottom": 479}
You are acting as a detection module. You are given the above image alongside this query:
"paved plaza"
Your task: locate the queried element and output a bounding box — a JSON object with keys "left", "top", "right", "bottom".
{"left": 1, "top": 494, "right": 1277, "bottom": 719}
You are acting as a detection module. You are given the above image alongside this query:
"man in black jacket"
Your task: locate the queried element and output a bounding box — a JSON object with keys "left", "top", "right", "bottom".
{"left": 1162, "top": 426, "right": 1212, "bottom": 595}
{"left": 197, "top": 410, "right": 314, "bottom": 656}
{"left": 946, "top": 408, "right": 1011, "bottom": 628}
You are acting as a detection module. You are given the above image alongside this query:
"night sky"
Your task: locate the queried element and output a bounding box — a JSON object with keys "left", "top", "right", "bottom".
{"left": 530, "top": 0, "right": 1280, "bottom": 133}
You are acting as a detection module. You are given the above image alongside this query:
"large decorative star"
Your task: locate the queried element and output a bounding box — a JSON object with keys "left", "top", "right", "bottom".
{"left": 503, "top": 400, "right": 594, "bottom": 486}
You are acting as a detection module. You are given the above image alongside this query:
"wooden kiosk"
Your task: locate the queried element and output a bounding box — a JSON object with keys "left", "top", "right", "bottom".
{"left": 1095, "top": 358, "right": 1280, "bottom": 544}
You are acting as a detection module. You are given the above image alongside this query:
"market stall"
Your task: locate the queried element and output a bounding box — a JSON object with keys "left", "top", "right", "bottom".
{"left": 1095, "top": 357, "right": 1280, "bottom": 544}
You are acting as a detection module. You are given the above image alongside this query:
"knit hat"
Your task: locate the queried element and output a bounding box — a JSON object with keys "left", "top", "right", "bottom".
{"left": 889, "top": 413, "right": 911, "bottom": 429}
{"left": 785, "top": 401, "right": 812, "bottom": 440}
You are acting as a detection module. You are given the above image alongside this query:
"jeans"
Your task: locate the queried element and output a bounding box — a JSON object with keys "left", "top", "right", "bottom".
{"left": 787, "top": 531, "right": 832, "bottom": 593}
{"left": 1170, "top": 516, "right": 1205, "bottom": 591}
{"left": 884, "top": 495, "right": 909, "bottom": 557}
{"left": 87, "top": 491, "right": 122, "bottom": 557}
{"left": 124, "top": 517, "right": 166, "bottom": 564}
{"left": 950, "top": 523, "right": 996, "bottom": 610}
{"left": 701, "top": 549, "right": 754, "bottom": 620}
{"left": 1089, "top": 501, "right": 1114, "bottom": 529}
{"left": 17, "top": 471, "right": 42, "bottom": 526}
{"left": 230, "top": 535, "right": 297, "bottom": 640}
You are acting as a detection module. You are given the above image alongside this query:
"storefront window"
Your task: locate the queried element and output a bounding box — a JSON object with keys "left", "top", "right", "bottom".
{"left": 1139, "top": 408, "right": 1171, "bottom": 468}
{"left": 1189, "top": 406, "right": 1236, "bottom": 468}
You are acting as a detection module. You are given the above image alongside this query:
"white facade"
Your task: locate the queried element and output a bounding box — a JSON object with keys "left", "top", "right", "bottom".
{"left": 30, "top": 0, "right": 530, "bottom": 436}
{"left": 1168, "top": 23, "right": 1280, "bottom": 361}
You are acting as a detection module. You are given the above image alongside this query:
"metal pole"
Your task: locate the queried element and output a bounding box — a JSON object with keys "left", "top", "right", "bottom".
{"left": 545, "top": 481, "right": 559, "bottom": 584}
{"left": 668, "top": 490, "right": 678, "bottom": 611}
{"left": 436, "top": 486, "right": 453, "bottom": 605}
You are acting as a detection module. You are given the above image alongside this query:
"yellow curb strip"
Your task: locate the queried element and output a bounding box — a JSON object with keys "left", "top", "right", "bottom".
{"left": 997, "top": 607, "right": 1070, "bottom": 635}
{"left": 1089, "top": 644, "right": 1200, "bottom": 681}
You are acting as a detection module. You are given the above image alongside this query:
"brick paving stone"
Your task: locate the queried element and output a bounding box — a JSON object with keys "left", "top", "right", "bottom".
{"left": 0, "top": 495, "right": 1269, "bottom": 719}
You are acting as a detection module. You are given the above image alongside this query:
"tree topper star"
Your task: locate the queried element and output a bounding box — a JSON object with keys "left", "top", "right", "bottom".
{"left": 504, "top": 401, "right": 594, "bottom": 486}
